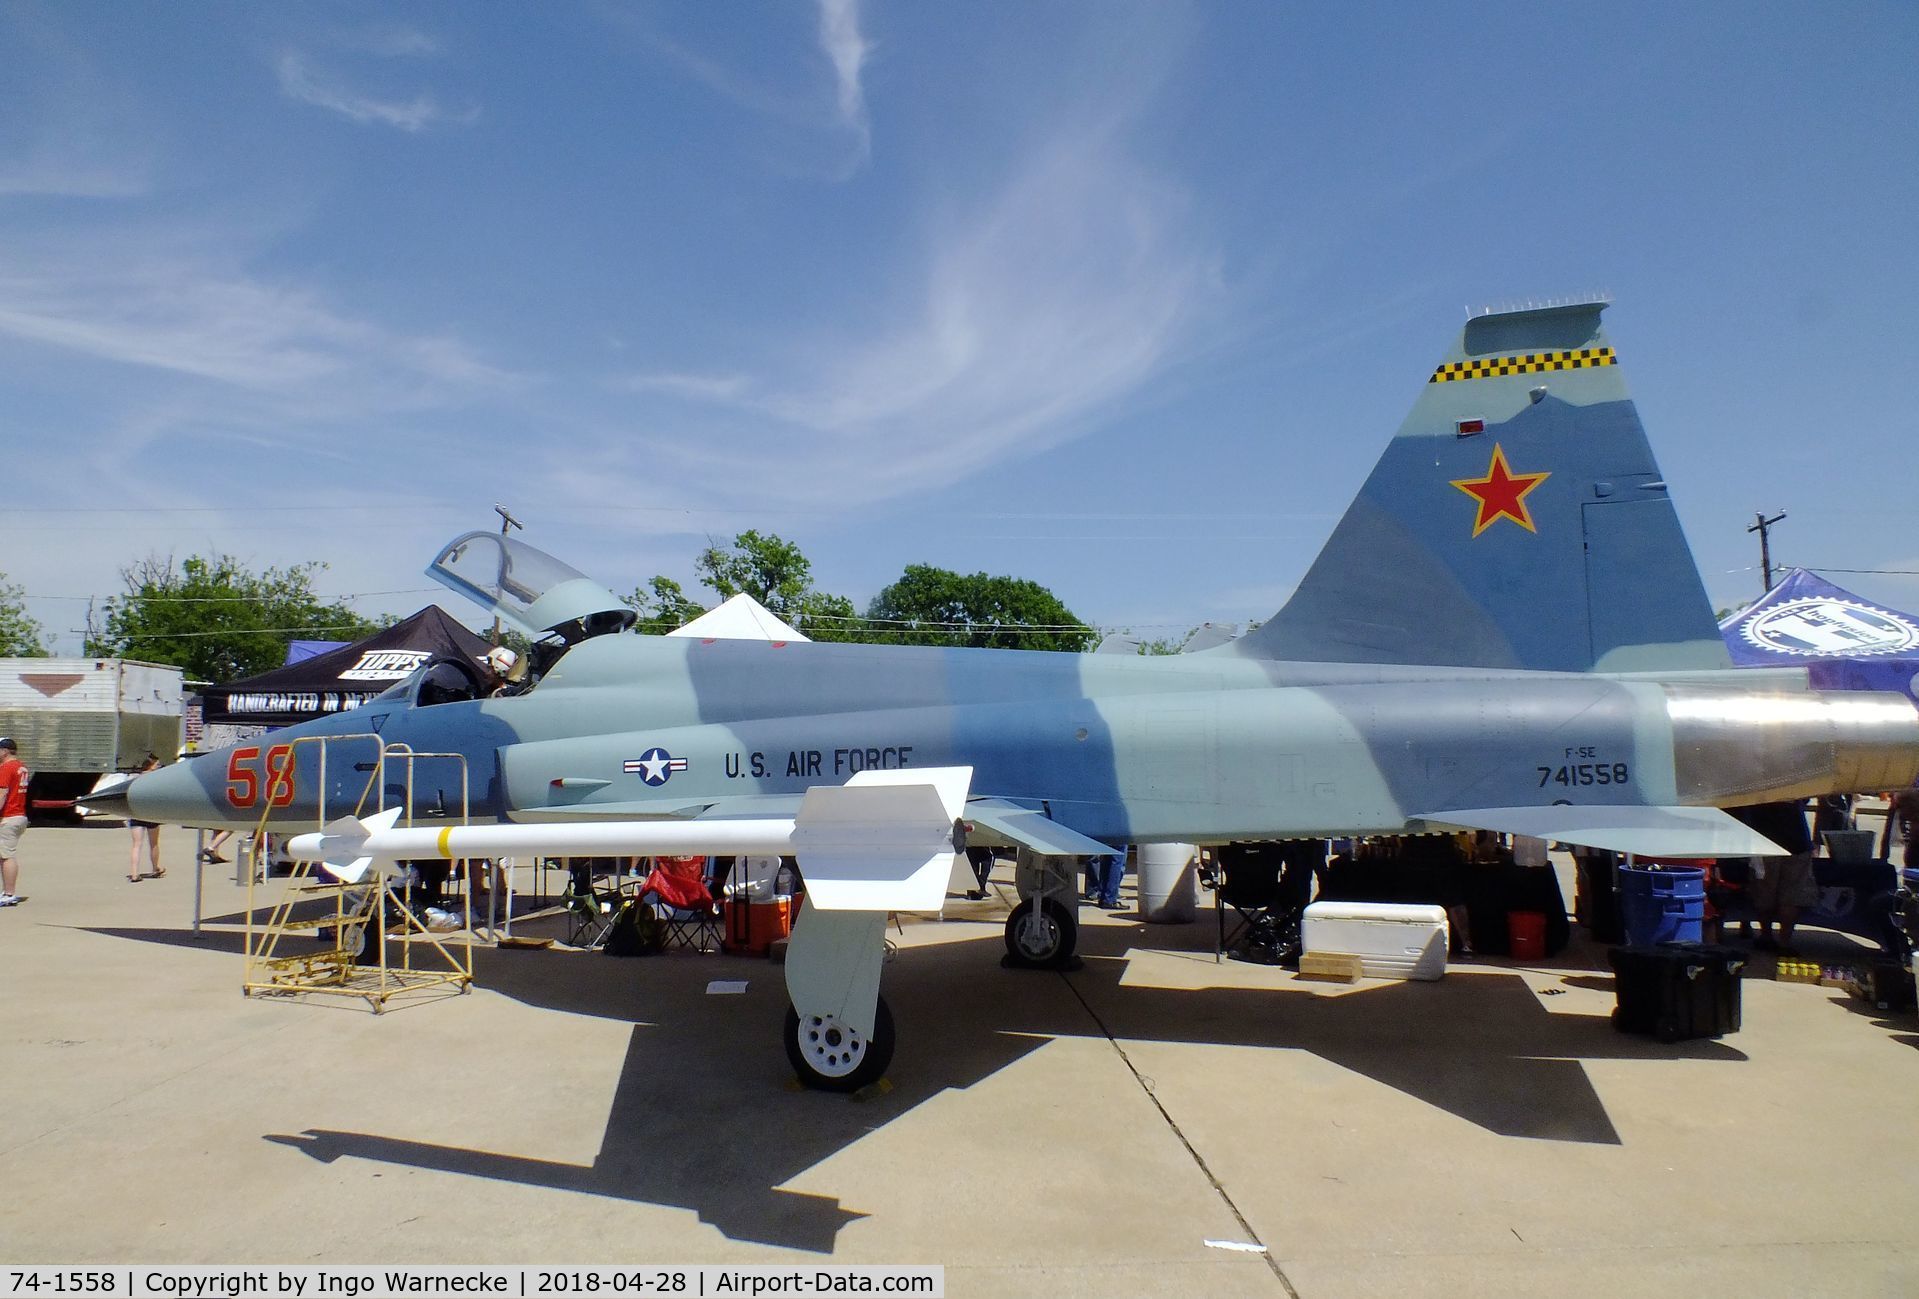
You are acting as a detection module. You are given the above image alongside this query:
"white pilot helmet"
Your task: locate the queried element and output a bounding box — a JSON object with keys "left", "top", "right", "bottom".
{"left": 484, "top": 645, "right": 525, "bottom": 681}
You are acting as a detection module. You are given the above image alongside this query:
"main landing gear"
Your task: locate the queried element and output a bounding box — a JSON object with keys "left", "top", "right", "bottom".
{"left": 782, "top": 903, "right": 894, "bottom": 1092}
{"left": 779, "top": 849, "right": 1083, "bottom": 1091}
{"left": 784, "top": 999, "right": 896, "bottom": 1093}
{"left": 1003, "top": 850, "right": 1080, "bottom": 968}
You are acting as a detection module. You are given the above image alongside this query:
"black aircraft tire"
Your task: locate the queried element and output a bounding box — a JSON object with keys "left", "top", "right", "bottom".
{"left": 785, "top": 997, "right": 896, "bottom": 1093}
{"left": 1005, "top": 897, "right": 1078, "bottom": 968}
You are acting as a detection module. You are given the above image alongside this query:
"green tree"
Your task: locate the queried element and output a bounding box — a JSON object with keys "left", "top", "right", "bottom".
{"left": 86, "top": 554, "right": 383, "bottom": 683}
{"left": 695, "top": 530, "right": 817, "bottom": 618}
{"left": 631, "top": 530, "right": 867, "bottom": 641}
{"left": 793, "top": 590, "right": 865, "bottom": 643}
{"left": 864, "top": 564, "right": 1095, "bottom": 651}
{"left": 623, "top": 576, "right": 708, "bottom": 636}
{"left": 0, "top": 573, "right": 48, "bottom": 656}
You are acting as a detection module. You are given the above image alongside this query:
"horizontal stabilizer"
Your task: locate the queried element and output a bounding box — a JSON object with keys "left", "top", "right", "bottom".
{"left": 1409, "top": 805, "right": 1788, "bottom": 858}
{"left": 964, "top": 801, "right": 1118, "bottom": 859}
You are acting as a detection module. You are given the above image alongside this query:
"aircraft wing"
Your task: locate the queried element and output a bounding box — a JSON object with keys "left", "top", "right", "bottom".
{"left": 963, "top": 800, "right": 1119, "bottom": 858}
{"left": 509, "top": 795, "right": 804, "bottom": 821}
{"left": 523, "top": 793, "right": 1123, "bottom": 864}
{"left": 1408, "top": 805, "right": 1788, "bottom": 858}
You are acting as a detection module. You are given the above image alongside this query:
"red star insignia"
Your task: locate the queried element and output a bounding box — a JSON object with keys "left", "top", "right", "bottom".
{"left": 1450, "top": 444, "right": 1550, "bottom": 537}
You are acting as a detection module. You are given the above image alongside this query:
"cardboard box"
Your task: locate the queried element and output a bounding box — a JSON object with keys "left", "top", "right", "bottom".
{"left": 1297, "top": 952, "right": 1365, "bottom": 983}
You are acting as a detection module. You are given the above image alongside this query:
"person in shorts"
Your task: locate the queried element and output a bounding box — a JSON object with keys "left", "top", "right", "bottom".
{"left": 1735, "top": 799, "right": 1818, "bottom": 954}
{"left": 0, "top": 737, "right": 29, "bottom": 907}
{"left": 126, "top": 755, "right": 164, "bottom": 882}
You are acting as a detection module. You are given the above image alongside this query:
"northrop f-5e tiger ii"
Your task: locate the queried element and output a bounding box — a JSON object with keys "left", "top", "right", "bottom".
{"left": 111, "top": 301, "right": 1919, "bottom": 1090}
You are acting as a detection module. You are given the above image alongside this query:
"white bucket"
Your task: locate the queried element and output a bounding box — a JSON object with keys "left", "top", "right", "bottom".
{"left": 1137, "top": 842, "right": 1198, "bottom": 923}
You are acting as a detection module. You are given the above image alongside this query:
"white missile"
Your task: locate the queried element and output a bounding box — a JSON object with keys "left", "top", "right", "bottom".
{"left": 285, "top": 766, "right": 973, "bottom": 913}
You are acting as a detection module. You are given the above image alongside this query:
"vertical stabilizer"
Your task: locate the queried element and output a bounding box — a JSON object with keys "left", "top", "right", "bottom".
{"left": 1235, "top": 303, "right": 1729, "bottom": 673}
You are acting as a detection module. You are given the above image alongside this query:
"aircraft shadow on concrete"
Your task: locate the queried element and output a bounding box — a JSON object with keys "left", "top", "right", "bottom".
{"left": 271, "top": 923, "right": 1744, "bottom": 1251}
{"left": 262, "top": 935, "right": 1057, "bottom": 1253}
{"left": 87, "top": 917, "right": 1747, "bottom": 1251}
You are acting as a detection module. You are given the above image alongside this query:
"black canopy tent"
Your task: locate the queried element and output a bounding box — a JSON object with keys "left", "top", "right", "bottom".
{"left": 199, "top": 606, "right": 494, "bottom": 728}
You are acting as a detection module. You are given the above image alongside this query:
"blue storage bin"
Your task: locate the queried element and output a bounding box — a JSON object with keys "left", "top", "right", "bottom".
{"left": 1618, "top": 865, "right": 1705, "bottom": 945}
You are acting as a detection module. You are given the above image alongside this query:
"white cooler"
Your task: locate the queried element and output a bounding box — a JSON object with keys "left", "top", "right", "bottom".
{"left": 1301, "top": 901, "right": 1448, "bottom": 981}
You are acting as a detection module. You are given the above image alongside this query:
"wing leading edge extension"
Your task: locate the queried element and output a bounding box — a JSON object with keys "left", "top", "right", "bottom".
{"left": 1409, "top": 804, "right": 1787, "bottom": 858}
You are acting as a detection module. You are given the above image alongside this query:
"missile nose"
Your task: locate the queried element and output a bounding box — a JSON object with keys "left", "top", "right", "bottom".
{"left": 78, "top": 776, "right": 132, "bottom": 816}
{"left": 126, "top": 757, "right": 228, "bottom": 827}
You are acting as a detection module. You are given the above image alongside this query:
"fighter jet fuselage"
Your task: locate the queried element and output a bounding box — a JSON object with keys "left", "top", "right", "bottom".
{"left": 130, "top": 633, "right": 1919, "bottom": 851}
{"left": 111, "top": 300, "right": 1919, "bottom": 1090}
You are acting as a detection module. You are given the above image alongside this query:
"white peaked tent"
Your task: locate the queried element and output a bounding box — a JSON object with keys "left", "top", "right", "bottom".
{"left": 666, "top": 593, "right": 808, "bottom": 642}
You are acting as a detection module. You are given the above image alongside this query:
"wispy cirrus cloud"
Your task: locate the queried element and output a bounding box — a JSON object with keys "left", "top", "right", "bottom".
{"left": 352, "top": 25, "right": 441, "bottom": 59}
{"left": 611, "top": 109, "right": 1222, "bottom": 509}
{"left": 816, "top": 0, "right": 872, "bottom": 166}
{"left": 274, "top": 48, "right": 477, "bottom": 133}
{"left": 0, "top": 233, "right": 521, "bottom": 419}
{"left": 0, "top": 158, "right": 150, "bottom": 199}
{"left": 619, "top": 371, "right": 755, "bottom": 402}
{"left": 618, "top": 0, "right": 874, "bottom": 177}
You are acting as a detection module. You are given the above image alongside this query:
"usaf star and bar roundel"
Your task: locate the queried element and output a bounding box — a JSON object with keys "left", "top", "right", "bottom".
{"left": 1450, "top": 443, "right": 1551, "bottom": 537}
{"left": 623, "top": 747, "right": 689, "bottom": 786}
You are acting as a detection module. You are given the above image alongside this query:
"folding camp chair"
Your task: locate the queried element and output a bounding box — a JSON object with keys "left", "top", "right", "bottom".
{"left": 561, "top": 861, "right": 629, "bottom": 950}
{"left": 1210, "top": 841, "right": 1318, "bottom": 963}
{"left": 637, "top": 856, "right": 723, "bottom": 953}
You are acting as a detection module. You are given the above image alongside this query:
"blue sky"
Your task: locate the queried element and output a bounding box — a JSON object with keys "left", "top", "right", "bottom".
{"left": 4, "top": 1, "right": 1915, "bottom": 655}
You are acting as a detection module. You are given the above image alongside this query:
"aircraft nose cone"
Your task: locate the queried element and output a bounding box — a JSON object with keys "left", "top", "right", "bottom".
{"left": 127, "top": 757, "right": 226, "bottom": 827}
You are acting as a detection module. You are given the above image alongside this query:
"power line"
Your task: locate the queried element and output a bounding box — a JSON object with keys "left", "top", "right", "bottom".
{"left": 24, "top": 587, "right": 443, "bottom": 604}
{"left": 84, "top": 624, "right": 421, "bottom": 642}
{"left": 803, "top": 612, "right": 1097, "bottom": 631}
{"left": 2, "top": 503, "right": 1331, "bottom": 523}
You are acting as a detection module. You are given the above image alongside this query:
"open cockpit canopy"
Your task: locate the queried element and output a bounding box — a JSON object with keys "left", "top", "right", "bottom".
{"left": 427, "top": 531, "right": 635, "bottom": 643}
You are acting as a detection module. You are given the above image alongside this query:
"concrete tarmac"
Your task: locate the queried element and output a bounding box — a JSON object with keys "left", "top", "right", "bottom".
{"left": 2, "top": 825, "right": 1916, "bottom": 1297}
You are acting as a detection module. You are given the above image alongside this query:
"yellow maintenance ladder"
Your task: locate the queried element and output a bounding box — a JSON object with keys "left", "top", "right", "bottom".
{"left": 242, "top": 735, "right": 478, "bottom": 1012}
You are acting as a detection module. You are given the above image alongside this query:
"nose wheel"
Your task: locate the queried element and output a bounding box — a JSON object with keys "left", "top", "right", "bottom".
{"left": 785, "top": 997, "right": 895, "bottom": 1092}
{"left": 1005, "top": 896, "right": 1078, "bottom": 968}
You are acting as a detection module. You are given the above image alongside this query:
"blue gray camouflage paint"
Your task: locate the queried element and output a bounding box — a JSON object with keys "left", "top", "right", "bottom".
{"left": 125, "top": 302, "right": 1919, "bottom": 863}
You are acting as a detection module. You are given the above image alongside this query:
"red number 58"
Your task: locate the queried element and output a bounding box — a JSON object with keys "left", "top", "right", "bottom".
{"left": 226, "top": 744, "right": 296, "bottom": 809}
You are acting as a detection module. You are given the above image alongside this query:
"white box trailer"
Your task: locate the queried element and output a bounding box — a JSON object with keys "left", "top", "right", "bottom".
{"left": 0, "top": 658, "right": 185, "bottom": 818}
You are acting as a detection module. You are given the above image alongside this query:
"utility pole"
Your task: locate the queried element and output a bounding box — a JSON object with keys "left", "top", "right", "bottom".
{"left": 1750, "top": 510, "right": 1788, "bottom": 594}
{"left": 490, "top": 504, "right": 523, "bottom": 646}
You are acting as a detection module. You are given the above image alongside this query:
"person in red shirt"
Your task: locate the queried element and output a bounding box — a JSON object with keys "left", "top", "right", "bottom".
{"left": 0, "top": 736, "right": 28, "bottom": 907}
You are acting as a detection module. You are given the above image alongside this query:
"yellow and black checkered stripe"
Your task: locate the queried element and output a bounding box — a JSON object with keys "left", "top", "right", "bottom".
{"left": 1428, "top": 346, "right": 1616, "bottom": 383}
